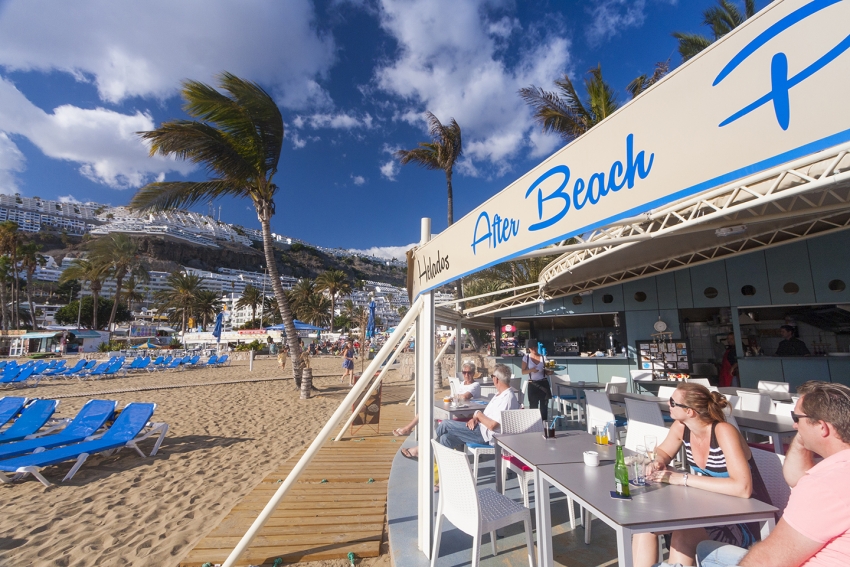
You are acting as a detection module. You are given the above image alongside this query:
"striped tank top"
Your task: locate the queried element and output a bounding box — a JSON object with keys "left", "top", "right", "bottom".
{"left": 683, "top": 422, "right": 728, "bottom": 476}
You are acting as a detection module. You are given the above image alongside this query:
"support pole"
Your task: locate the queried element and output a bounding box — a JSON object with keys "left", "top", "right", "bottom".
{"left": 416, "top": 218, "right": 435, "bottom": 557}
{"left": 455, "top": 320, "right": 463, "bottom": 379}
{"left": 220, "top": 298, "right": 424, "bottom": 567}
{"left": 249, "top": 349, "right": 254, "bottom": 372}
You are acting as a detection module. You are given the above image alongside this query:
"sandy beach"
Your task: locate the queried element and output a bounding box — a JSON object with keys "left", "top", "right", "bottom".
{"left": 0, "top": 355, "right": 413, "bottom": 567}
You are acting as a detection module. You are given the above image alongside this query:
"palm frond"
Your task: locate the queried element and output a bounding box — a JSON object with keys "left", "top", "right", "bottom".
{"left": 671, "top": 31, "right": 713, "bottom": 61}
{"left": 519, "top": 82, "right": 587, "bottom": 142}
{"left": 129, "top": 180, "right": 245, "bottom": 213}
{"left": 395, "top": 145, "right": 441, "bottom": 170}
{"left": 627, "top": 60, "right": 670, "bottom": 99}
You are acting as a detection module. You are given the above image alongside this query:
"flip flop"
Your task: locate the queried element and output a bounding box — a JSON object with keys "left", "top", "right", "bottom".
{"left": 400, "top": 448, "right": 417, "bottom": 460}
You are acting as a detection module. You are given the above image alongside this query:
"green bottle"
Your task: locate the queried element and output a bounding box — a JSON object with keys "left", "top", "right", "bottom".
{"left": 614, "top": 440, "right": 630, "bottom": 497}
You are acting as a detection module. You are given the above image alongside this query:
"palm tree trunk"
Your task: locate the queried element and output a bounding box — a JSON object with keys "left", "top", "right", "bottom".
{"left": 0, "top": 282, "right": 7, "bottom": 331}
{"left": 26, "top": 269, "right": 37, "bottom": 330}
{"left": 445, "top": 169, "right": 454, "bottom": 226}
{"left": 91, "top": 290, "right": 99, "bottom": 330}
{"left": 106, "top": 272, "right": 125, "bottom": 337}
{"left": 258, "top": 204, "right": 302, "bottom": 387}
{"left": 329, "top": 294, "right": 335, "bottom": 334}
{"left": 11, "top": 248, "right": 18, "bottom": 329}
{"left": 252, "top": 305, "right": 257, "bottom": 328}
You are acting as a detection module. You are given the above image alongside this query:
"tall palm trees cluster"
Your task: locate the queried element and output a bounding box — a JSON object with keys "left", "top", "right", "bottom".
{"left": 0, "top": 221, "right": 47, "bottom": 330}
{"left": 58, "top": 233, "right": 150, "bottom": 333}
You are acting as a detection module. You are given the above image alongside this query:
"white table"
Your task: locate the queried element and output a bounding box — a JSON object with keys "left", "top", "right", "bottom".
{"left": 731, "top": 409, "right": 796, "bottom": 455}
{"left": 719, "top": 387, "right": 794, "bottom": 402}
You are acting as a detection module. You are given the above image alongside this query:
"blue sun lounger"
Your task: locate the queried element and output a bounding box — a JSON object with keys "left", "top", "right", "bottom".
{"left": 0, "top": 366, "right": 36, "bottom": 388}
{"left": 0, "top": 400, "right": 61, "bottom": 444}
{"left": 0, "top": 397, "right": 27, "bottom": 428}
{"left": 0, "top": 402, "right": 165, "bottom": 487}
{"left": 0, "top": 399, "right": 117, "bottom": 460}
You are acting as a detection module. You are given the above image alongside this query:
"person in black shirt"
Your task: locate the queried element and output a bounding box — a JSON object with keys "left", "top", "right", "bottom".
{"left": 775, "top": 325, "right": 810, "bottom": 356}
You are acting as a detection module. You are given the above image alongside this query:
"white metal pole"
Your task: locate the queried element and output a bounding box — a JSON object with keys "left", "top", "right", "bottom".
{"left": 455, "top": 320, "right": 463, "bottom": 379}
{"left": 335, "top": 324, "right": 416, "bottom": 439}
{"left": 416, "top": 217, "right": 434, "bottom": 557}
{"left": 220, "top": 297, "right": 424, "bottom": 567}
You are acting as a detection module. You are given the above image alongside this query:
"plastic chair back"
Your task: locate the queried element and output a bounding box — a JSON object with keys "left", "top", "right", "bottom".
{"left": 0, "top": 400, "right": 59, "bottom": 441}
{"left": 630, "top": 370, "right": 653, "bottom": 382}
{"left": 737, "top": 391, "right": 772, "bottom": 413}
{"left": 101, "top": 403, "right": 156, "bottom": 443}
{"left": 431, "top": 440, "right": 480, "bottom": 536}
{"left": 500, "top": 409, "right": 544, "bottom": 434}
{"left": 585, "top": 390, "right": 618, "bottom": 434}
{"left": 624, "top": 420, "right": 669, "bottom": 453}
{"left": 0, "top": 397, "right": 27, "bottom": 427}
{"left": 657, "top": 386, "right": 678, "bottom": 400}
{"left": 605, "top": 382, "right": 625, "bottom": 394}
{"left": 63, "top": 400, "right": 118, "bottom": 438}
{"left": 770, "top": 401, "right": 795, "bottom": 416}
{"left": 624, "top": 397, "right": 666, "bottom": 427}
{"left": 749, "top": 446, "right": 791, "bottom": 515}
{"left": 758, "top": 381, "right": 790, "bottom": 393}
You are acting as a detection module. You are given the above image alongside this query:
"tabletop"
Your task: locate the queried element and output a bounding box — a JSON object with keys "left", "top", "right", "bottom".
{"left": 608, "top": 392, "right": 666, "bottom": 405}
{"left": 539, "top": 461, "right": 778, "bottom": 529}
{"left": 550, "top": 379, "right": 606, "bottom": 390}
{"left": 720, "top": 387, "right": 794, "bottom": 402}
{"left": 731, "top": 408, "right": 796, "bottom": 434}
{"left": 496, "top": 431, "right": 620, "bottom": 465}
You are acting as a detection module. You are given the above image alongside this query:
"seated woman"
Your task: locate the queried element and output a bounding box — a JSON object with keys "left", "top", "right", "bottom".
{"left": 633, "top": 383, "right": 771, "bottom": 567}
{"left": 394, "top": 361, "right": 481, "bottom": 458}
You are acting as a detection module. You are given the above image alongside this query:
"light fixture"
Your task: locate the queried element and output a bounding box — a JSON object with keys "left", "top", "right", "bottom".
{"left": 715, "top": 225, "right": 747, "bottom": 237}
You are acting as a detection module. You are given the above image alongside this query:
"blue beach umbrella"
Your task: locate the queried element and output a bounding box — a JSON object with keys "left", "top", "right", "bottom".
{"left": 212, "top": 311, "right": 224, "bottom": 346}
{"left": 366, "top": 299, "right": 376, "bottom": 339}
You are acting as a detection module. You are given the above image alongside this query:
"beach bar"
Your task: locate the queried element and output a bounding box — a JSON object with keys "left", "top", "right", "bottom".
{"left": 217, "top": 0, "right": 850, "bottom": 565}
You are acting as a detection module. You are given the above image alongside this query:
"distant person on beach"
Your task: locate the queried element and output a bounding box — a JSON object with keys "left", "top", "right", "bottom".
{"left": 277, "top": 349, "right": 287, "bottom": 372}
{"left": 341, "top": 340, "right": 356, "bottom": 385}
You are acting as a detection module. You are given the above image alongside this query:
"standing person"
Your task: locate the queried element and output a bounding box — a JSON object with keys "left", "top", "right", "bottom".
{"left": 340, "top": 340, "right": 356, "bottom": 385}
{"left": 522, "top": 339, "right": 553, "bottom": 422}
{"left": 719, "top": 332, "right": 739, "bottom": 388}
{"left": 277, "top": 347, "right": 288, "bottom": 373}
{"left": 697, "top": 380, "right": 850, "bottom": 567}
{"left": 632, "top": 383, "right": 770, "bottom": 567}
{"left": 776, "top": 324, "right": 811, "bottom": 356}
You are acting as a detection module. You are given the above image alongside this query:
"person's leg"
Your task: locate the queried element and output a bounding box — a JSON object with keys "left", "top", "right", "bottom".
{"left": 435, "top": 419, "right": 485, "bottom": 450}
{"left": 395, "top": 416, "right": 419, "bottom": 436}
{"left": 633, "top": 532, "right": 662, "bottom": 567}
{"left": 528, "top": 381, "right": 542, "bottom": 413}
{"left": 695, "top": 540, "right": 748, "bottom": 567}
{"left": 667, "top": 528, "right": 708, "bottom": 567}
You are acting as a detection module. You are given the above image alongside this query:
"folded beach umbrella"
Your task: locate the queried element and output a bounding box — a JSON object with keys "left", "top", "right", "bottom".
{"left": 366, "top": 299, "right": 376, "bottom": 339}
{"left": 212, "top": 311, "right": 223, "bottom": 346}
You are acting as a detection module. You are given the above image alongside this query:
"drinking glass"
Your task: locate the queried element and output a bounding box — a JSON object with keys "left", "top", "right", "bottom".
{"left": 634, "top": 446, "right": 647, "bottom": 485}
{"left": 644, "top": 436, "right": 657, "bottom": 462}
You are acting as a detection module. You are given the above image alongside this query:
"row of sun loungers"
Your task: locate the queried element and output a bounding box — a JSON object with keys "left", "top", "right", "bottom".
{"left": 0, "top": 396, "right": 167, "bottom": 487}
{"left": 0, "top": 353, "right": 231, "bottom": 388}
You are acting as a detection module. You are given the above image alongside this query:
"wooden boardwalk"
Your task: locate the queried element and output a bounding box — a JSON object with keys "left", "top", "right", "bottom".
{"left": 180, "top": 383, "right": 416, "bottom": 566}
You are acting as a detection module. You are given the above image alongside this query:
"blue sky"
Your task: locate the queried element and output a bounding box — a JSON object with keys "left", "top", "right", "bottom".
{"left": 0, "top": 0, "right": 759, "bottom": 258}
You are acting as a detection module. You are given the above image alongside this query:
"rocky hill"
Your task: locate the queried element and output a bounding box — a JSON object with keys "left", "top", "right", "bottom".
{"left": 29, "top": 232, "right": 408, "bottom": 287}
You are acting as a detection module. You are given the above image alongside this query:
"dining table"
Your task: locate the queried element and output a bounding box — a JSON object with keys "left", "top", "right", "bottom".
{"left": 432, "top": 397, "right": 489, "bottom": 421}
{"left": 730, "top": 408, "right": 797, "bottom": 454}
{"left": 720, "top": 386, "right": 794, "bottom": 402}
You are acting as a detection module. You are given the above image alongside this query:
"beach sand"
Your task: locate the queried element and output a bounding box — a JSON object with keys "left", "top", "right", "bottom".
{"left": 0, "top": 355, "right": 412, "bottom": 567}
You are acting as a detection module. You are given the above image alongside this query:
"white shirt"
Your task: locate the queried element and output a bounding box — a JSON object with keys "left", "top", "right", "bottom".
{"left": 480, "top": 387, "right": 520, "bottom": 444}
{"left": 456, "top": 381, "right": 481, "bottom": 398}
{"left": 523, "top": 354, "right": 546, "bottom": 381}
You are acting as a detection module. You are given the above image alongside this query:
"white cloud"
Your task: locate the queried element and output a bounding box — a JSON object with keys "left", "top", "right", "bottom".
{"left": 0, "top": 0, "right": 336, "bottom": 109}
{"left": 58, "top": 194, "right": 82, "bottom": 204}
{"left": 0, "top": 132, "right": 25, "bottom": 195}
{"left": 373, "top": 0, "right": 570, "bottom": 174}
{"left": 0, "top": 77, "right": 195, "bottom": 189}
{"left": 290, "top": 131, "right": 307, "bottom": 149}
{"left": 586, "top": 0, "right": 647, "bottom": 45}
{"left": 349, "top": 243, "right": 417, "bottom": 261}
{"left": 296, "top": 112, "right": 374, "bottom": 130}
{"left": 352, "top": 174, "right": 366, "bottom": 185}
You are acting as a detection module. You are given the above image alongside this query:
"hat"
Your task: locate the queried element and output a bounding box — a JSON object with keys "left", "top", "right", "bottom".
{"left": 525, "top": 338, "right": 538, "bottom": 349}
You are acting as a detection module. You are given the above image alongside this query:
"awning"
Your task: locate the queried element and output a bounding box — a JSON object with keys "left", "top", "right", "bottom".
{"left": 23, "top": 330, "right": 104, "bottom": 340}
{"left": 265, "top": 320, "right": 322, "bottom": 331}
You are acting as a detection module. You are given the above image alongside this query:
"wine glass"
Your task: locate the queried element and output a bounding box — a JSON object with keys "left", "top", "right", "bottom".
{"left": 634, "top": 446, "right": 647, "bottom": 485}
{"left": 644, "top": 436, "right": 657, "bottom": 462}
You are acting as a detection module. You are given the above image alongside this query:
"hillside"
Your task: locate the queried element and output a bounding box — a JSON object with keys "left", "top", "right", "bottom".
{"left": 29, "top": 232, "right": 408, "bottom": 287}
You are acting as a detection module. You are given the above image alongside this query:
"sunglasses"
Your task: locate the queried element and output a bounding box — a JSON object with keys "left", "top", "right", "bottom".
{"left": 462, "top": 370, "right": 474, "bottom": 375}
{"left": 790, "top": 411, "right": 808, "bottom": 424}
{"left": 669, "top": 397, "right": 692, "bottom": 410}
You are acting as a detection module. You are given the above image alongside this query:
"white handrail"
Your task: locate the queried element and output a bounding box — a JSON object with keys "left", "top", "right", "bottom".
{"left": 335, "top": 323, "right": 416, "bottom": 440}
{"left": 220, "top": 297, "right": 425, "bottom": 567}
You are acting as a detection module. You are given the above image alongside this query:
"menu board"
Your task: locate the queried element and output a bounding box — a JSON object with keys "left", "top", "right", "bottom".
{"left": 635, "top": 339, "right": 691, "bottom": 378}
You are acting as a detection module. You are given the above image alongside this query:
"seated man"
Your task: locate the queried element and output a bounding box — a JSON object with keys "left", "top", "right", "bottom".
{"left": 433, "top": 363, "right": 518, "bottom": 451}
{"left": 455, "top": 361, "right": 482, "bottom": 400}
{"left": 697, "top": 380, "right": 850, "bottom": 567}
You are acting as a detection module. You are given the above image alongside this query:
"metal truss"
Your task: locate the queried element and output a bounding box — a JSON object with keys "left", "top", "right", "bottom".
{"left": 460, "top": 142, "right": 850, "bottom": 318}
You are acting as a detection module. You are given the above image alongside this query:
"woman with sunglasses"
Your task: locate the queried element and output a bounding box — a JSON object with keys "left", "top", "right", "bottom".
{"left": 632, "top": 382, "right": 772, "bottom": 567}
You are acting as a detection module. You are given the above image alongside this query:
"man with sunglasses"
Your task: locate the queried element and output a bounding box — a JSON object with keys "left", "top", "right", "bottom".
{"left": 697, "top": 381, "right": 850, "bottom": 567}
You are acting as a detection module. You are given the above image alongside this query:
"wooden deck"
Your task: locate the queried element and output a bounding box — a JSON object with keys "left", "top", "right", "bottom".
{"left": 180, "top": 382, "right": 416, "bottom": 567}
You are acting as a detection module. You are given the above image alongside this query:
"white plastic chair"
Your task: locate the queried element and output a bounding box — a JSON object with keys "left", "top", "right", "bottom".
{"left": 605, "top": 382, "right": 625, "bottom": 394}
{"left": 585, "top": 391, "right": 626, "bottom": 440}
{"left": 749, "top": 446, "right": 791, "bottom": 517}
{"left": 624, "top": 397, "right": 666, "bottom": 428}
{"left": 770, "top": 401, "right": 795, "bottom": 416}
{"left": 624, "top": 420, "right": 670, "bottom": 453}
{"left": 657, "top": 385, "right": 678, "bottom": 400}
{"left": 758, "top": 381, "right": 790, "bottom": 393}
{"left": 737, "top": 391, "right": 772, "bottom": 413}
{"left": 630, "top": 370, "right": 653, "bottom": 393}
{"left": 431, "top": 440, "right": 536, "bottom": 567}
{"left": 499, "top": 409, "right": 544, "bottom": 508}
{"left": 725, "top": 394, "right": 742, "bottom": 410}
{"left": 550, "top": 374, "right": 582, "bottom": 421}
{"left": 687, "top": 378, "right": 711, "bottom": 388}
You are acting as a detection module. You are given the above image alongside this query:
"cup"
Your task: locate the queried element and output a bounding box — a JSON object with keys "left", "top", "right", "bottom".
{"left": 583, "top": 450, "right": 599, "bottom": 467}
{"left": 633, "top": 447, "right": 647, "bottom": 486}
{"left": 443, "top": 396, "right": 451, "bottom": 403}
{"left": 547, "top": 426, "right": 556, "bottom": 439}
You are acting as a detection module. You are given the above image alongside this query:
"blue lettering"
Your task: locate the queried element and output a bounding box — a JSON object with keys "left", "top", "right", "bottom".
{"left": 471, "top": 211, "right": 492, "bottom": 255}
{"left": 573, "top": 178, "right": 587, "bottom": 210}
{"left": 525, "top": 165, "right": 571, "bottom": 231}
{"left": 624, "top": 133, "right": 654, "bottom": 189}
{"left": 588, "top": 172, "right": 606, "bottom": 204}
{"left": 608, "top": 160, "right": 624, "bottom": 192}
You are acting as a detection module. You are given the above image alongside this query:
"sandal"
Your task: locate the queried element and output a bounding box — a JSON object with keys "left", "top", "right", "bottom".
{"left": 400, "top": 448, "right": 417, "bottom": 460}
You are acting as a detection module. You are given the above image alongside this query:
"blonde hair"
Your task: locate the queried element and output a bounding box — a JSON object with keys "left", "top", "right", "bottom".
{"left": 676, "top": 382, "right": 728, "bottom": 423}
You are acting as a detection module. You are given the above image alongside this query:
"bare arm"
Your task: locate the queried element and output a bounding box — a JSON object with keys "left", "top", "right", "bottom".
{"left": 739, "top": 518, "right": 823, "bottom": 567}
{"left": 521, "top": 356, "right": 530, "bottom": 376}
{"left": 650, "top": 421, "right": 685, "bottom": 470}
{"left": 470, "top": 410, "right": 499, "bottom": 432}
{"left": 783, "top": 434, "right": 816, "bottom": 487}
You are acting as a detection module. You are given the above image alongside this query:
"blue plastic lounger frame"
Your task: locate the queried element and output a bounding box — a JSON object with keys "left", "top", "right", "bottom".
{"left": 0, "top": 402, "right": 168, "bottom": 487}
{"left": 0, "top": 400, "right": 60, "bottom": 444}
{"left": 0, "top": 397, "right": 27, "bottom": 427}
{"left": 0, "top": 399, "right": 117, "bottom": 460}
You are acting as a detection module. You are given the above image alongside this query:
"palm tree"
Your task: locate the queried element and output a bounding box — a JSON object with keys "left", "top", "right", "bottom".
{"left": 0, "top": 221, "right": 20, "bottom": 328}
{"left": 672, "top": 0, "right": 756, "bottom": 62}
{"left": 155, "top": 272, "right": 205, "bottom": 334}
{"left": 236, "top": 285, "right": 263, "bottom": 328}
{"left": 315, "top": 270, "right": 351, "bottom": 333}
{"left": 299, "top": 293, "right": 331, "bottom": 328}
{"left": 132, "top": 72, "right": 304, "bottom": 385}
{"left": 17, "top": 241, "right": 46, "bottom": 330}
{"left": 396, "top": 111, "right": 463, "bottom": 226}
{"left": 519, "top": 64, "right": 619, "bottom": 144}
{"left": 397, "top": 305, "right": 408, "bottom": 318}
{"left": 60, "top": 258, "right": 109, "bottom": 330}
{"left": 89, "top": 234, "right": 150, "bottom": 335}
{"left": 288, "top": 279, "right": 316, "bottom": 318}
{"left": 263, "top": 295, "right": 280, "bottom": 325}
{"left": 0, "top": 256, "right": 12, "bottom": 330}
{"left": 193, "top": 289, "right": 221, "bottom": 330}
{"left": 626, "top": 60, "right": 670, "bottom": 99}
{"left": 124, "top": 276, "right": 145, "bottom": 312}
